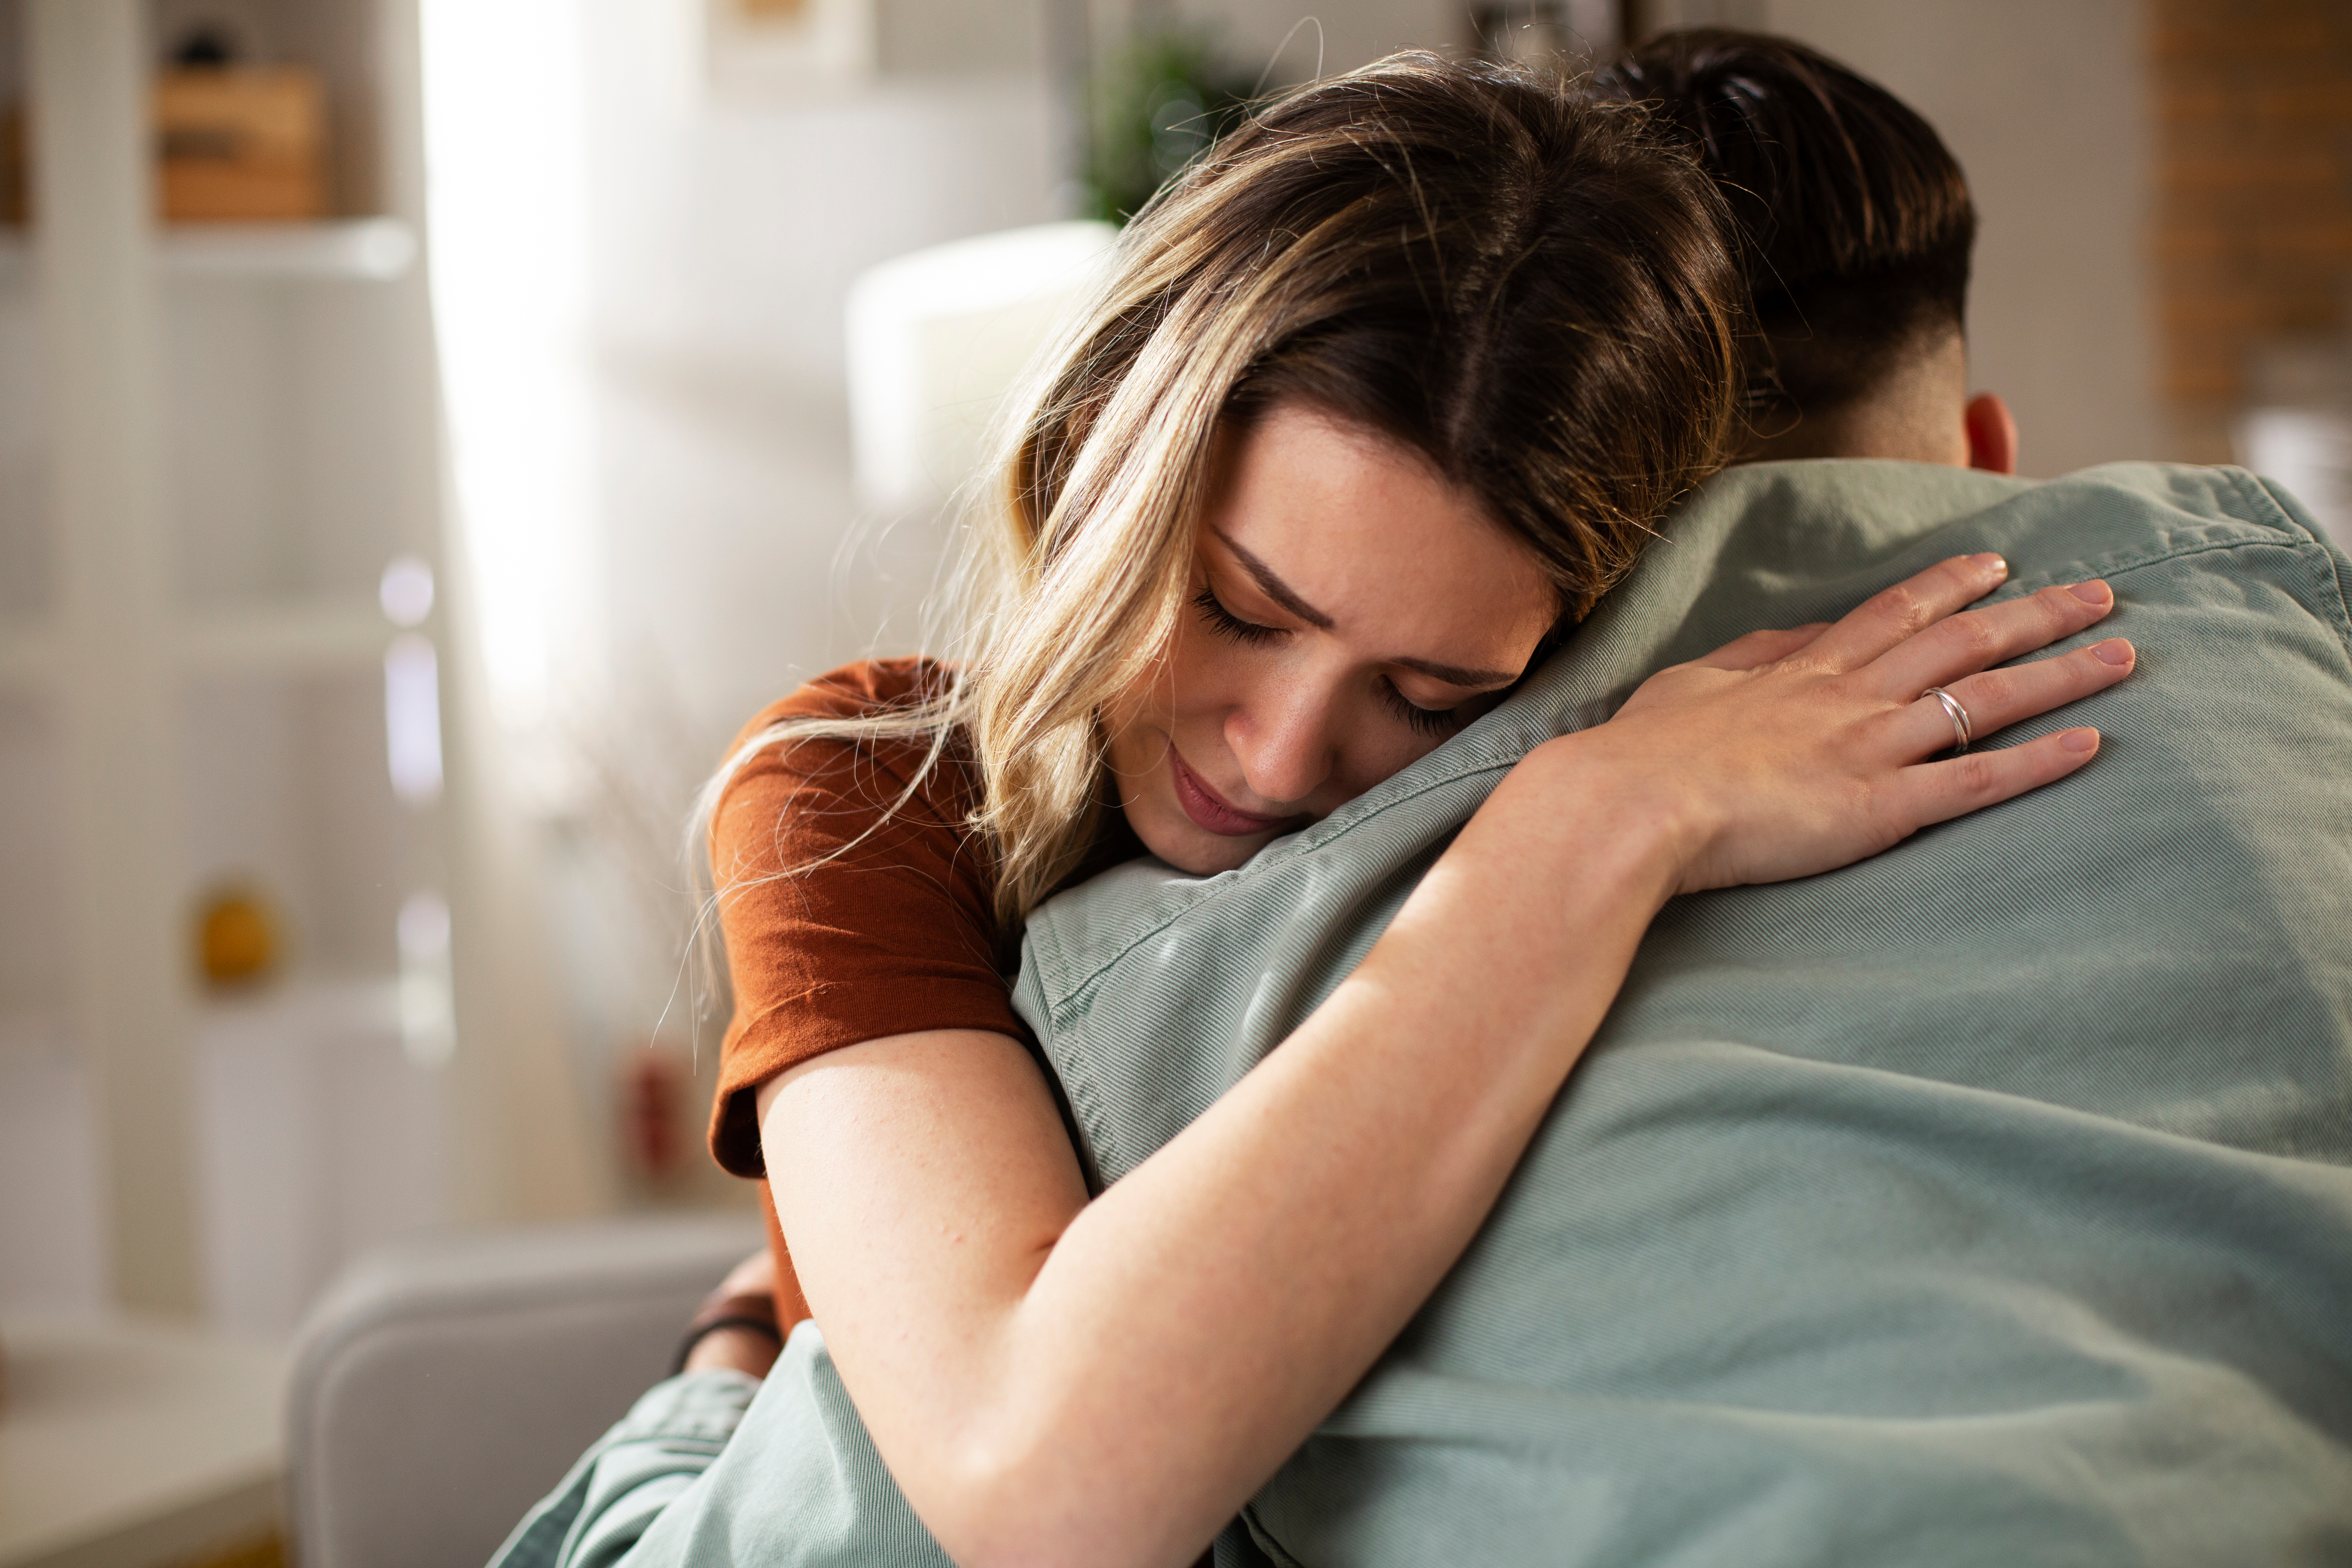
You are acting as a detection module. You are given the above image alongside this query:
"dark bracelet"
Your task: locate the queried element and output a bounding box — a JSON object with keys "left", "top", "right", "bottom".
{"left": 670, "top": 1294, "right": 785, "bottom": 1377}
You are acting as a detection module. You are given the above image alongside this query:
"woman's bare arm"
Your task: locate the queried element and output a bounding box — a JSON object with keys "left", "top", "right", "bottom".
{"left": 763, "top": 788, "right": 1675, "bottom": 1568}
{"left": 761, "top": 558, "right": 2134, "bottom": 1568}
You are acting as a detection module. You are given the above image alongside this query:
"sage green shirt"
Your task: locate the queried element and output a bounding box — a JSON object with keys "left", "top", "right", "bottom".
{"left": 1013, "top": 460, "right": 2352, "bottom": 1565}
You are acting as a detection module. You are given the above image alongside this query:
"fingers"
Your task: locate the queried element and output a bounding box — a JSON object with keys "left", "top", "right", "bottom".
{"left": 1868, "top": 579, "right": 2118, "bottom": 700}
{"left": 1893, "top": 637, "right": 2135, "bottom": 758}
{"left": 1895, "top": 724, "right": 2104, "bottom": 831}
{"left": 1695, "top": 622, "right": 1833, "bottom": 672}
{"left": 1800, "top": 553, "right": 2009, "bottom": 670}
{"left": 716, "top": 1247, "right": 780, "bottom": 1298}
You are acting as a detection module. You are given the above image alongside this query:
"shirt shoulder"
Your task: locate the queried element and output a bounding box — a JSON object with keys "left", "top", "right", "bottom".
{"left": 707, "top": 658, "right": 1019, "bottom": 1178}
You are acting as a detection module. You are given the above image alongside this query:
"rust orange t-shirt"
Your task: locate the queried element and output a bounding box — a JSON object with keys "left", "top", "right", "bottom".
{"left": 707, "top": 656, "right": 1135, "bottom": 1323}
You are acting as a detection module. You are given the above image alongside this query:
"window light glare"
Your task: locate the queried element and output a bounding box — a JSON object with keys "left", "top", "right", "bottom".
{"left": 397, "top": 890, "right": 452, "bottom": 962}
{"left": 384, "top": 633, "right": 445, "bottom": 804}
{"left": 396, "top": 891, "right": 456, "bottom": 1068}
{"left": 380, "top": 555, "right": 437, "bottom": 627}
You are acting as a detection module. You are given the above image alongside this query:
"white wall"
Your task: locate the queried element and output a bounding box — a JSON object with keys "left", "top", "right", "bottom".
{"left": 1686, "top": 0, "right": 2162, "bottom": 475}
{"left": 578, "top": 0, "right": 1062, "bottom": 760}
{"left": 493, "top": 0, "right": 1071, "bottom": 1153}
{"left": 1172, "top": 0, "right": 1468, "bottom": 80}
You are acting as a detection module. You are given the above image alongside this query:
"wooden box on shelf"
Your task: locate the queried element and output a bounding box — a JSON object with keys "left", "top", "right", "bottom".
{"left": 0, "top": 65, "right": 330, "bottom": 227}
{"left": 154, "top": 66, "right": 328, "bottom": 223}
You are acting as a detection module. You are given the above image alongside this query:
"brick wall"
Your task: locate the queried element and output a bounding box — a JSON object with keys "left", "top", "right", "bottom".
{"left": 2153, "top": 0, "right": 2352, "bottom": 462}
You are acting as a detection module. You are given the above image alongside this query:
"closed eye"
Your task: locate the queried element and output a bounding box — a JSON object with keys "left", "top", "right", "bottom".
{"left": 1193, "top": 586, "right": 1284, "bottom": 646}
{"left": 1379, "top": 675, "right": 1463, "bottom": 738}
{"left": 1198, "top": 584, "right": 1465, "bottom": 738}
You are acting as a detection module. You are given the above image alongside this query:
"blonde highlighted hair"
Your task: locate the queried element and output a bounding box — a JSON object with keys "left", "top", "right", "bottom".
{"left": 699, "top": 51, "right": 1744, "bottom": 931}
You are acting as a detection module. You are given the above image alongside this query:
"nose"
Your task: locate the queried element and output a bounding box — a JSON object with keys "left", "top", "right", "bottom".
{"left": 1224, "top": 675, "right": 1339, "bottom": 808}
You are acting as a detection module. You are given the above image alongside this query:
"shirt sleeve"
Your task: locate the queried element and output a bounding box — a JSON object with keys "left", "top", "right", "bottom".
{"left": 705, "top": 668, "right": 1025, "bottom": 1179}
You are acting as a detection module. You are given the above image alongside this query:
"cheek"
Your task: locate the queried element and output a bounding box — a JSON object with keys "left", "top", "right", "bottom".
{"left": 1103, "top": 614, "right": 1191, "bottom": 732}
{"left": 1331, "top": 724, "right": 1439, "bottom": 803}
{"left": 1160, "top": 612, "right": 1254, "bottom": 726}
{"left": 1100, "top": 676, "right": 1172, "bottom": 829}
{"left": 1326, "top": 679, "right": 1518, "bottom": 802}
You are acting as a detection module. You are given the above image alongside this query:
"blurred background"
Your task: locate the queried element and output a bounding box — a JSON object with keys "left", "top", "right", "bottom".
{"left": 0, "top": 0, "right": 2344, "bottom": 1562}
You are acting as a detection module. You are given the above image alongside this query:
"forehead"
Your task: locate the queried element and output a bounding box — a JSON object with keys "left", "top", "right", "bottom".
{"left": 1207, "top": 403, "right": 1555, "bottom": 663}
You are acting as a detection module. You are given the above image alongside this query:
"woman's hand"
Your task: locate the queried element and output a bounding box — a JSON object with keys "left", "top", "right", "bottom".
{"left": 679, "top": 1247, "right": 785, "bottom": 1380}
{"left": 1544, "top": 553, "right": 2132, "bottom": 895}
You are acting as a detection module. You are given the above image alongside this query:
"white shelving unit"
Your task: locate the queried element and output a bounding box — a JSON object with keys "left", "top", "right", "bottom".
{"left": 0, "top": 0, "right": 459, "bottom": 1325}
{"left": 0, "top": 214, "right": 419, "bottom": 280}
{"left": 0, "top": 596, "right": 394, "bottom": 689}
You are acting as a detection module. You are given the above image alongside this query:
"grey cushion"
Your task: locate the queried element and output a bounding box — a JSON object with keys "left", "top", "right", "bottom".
{"left": 287, "top": 1213, "right": 762, "bottom": 1568}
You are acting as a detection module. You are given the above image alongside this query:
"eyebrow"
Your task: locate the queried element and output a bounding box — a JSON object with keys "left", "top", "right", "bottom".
{"left": 1214, "top": 531, "right": 1521, "bottom": 690}
{"left": 1221, "top": 531, "right": 1335, "bottom": 629}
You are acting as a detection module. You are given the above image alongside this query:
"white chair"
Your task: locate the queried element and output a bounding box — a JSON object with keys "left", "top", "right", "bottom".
{"left": 285, "top": 1212, "right": 764, "bottom": 1568}
{"left": 845, "top": 219, "right": 1118, "bottom": 517}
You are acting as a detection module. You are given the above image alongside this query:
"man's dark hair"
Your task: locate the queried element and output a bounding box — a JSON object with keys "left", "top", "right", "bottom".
{"left": 1593, "top": 29, "right": 1977, "bottom": 421}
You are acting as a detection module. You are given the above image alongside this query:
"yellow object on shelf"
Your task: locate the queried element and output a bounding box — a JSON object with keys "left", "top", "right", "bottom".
{"left": 197, "top": 886, "right": 281, "bottom": 988}
{"left": 154, "top": 67, "right": 328, "bottom": 223}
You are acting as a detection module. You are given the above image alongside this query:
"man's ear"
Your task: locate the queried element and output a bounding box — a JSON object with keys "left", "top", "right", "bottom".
{"left": 1965, "top": 392, "right": 2018, "bottom": 475}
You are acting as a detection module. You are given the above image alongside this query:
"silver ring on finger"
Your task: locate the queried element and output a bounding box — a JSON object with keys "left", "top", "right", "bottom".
{"left": 1922, "top": 686, "right": 1972, "bottom": 756}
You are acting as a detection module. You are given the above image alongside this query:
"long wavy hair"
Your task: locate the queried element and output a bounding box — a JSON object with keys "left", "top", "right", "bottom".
{"left": 698, "top": 52, "right": 1745, "bottom": 929}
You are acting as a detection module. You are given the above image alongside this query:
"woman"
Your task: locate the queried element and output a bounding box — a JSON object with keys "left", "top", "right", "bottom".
{"left": 691, "top": 55, "right": 2129, "bottom": 1568}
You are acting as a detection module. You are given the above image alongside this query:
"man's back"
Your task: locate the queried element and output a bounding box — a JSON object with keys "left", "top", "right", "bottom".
{"left": 1016, "top": 459, "right": 2352, "bottom": 1564}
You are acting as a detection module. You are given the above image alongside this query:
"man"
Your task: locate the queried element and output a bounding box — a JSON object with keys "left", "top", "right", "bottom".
{"left": 1598, "top": 29, "right": 2020, "bottom": 473}
{"left": 496, "top": 33, "right": 2352, "bottom": 1567}
{"left": 1004, "top": 31, "right": 2352, "bottom": 1564}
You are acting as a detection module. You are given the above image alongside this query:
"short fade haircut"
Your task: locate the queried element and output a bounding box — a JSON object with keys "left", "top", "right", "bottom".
{"left": 1593, "top": 29, "right": 1977, "bottom": 420}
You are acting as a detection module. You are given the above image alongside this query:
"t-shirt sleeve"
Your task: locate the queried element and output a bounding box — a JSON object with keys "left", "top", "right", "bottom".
{"left": 705, "top": 665, "right": 1024, "bottom": 1178}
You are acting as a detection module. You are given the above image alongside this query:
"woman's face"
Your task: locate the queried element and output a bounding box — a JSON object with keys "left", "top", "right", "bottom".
{"left": 1105, "top": 401, "right": 1558, "bottom": 876}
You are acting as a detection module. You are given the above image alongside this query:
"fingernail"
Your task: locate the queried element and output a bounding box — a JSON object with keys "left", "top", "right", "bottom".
{"left": 2092, "top": 638, "right": 2132, "bottom": 666}
{"left": 2060, "top": 728, "right": 2099, "bottom": 753}
{"left": 1975, "top": 553, "right": 2008, "bottom": 577}
{"left": 2068, "top": 580, "right": 2111, "bottom": 606}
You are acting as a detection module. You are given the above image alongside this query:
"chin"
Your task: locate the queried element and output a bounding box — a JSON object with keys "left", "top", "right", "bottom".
{"left": 1131, "top": 808, "right": 1265, "bottom": 878}
{"left": 1166, "top": 841, "right": 1261, "bottom": 877}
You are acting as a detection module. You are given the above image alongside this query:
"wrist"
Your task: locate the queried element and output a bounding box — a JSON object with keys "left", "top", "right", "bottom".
{"left": 1469, "top": 731, "right": 1701, "bottom": 909}
{"left": 673, "top": 1289, "right": 784, "bottom": 1379}
{"left": 682, "top": 1322, "right": 784, "bottom": 1379}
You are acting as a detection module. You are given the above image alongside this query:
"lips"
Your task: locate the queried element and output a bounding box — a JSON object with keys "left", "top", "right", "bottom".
{"left": 1168, "top": 748, "right": 1304, "bottom": 837}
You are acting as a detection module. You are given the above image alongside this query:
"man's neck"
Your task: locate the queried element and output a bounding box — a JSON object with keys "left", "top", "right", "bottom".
{"left": 1735, "top": 332, "right": 1970, "bottom": 467}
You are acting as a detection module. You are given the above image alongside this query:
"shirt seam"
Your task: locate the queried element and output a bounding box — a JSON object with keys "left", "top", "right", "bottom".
{"left": 1037, "top": 757, "right": 1512, "bottom": 1024}
{"left": 2232, "top": 467, "right": 2352, "bottom": 662}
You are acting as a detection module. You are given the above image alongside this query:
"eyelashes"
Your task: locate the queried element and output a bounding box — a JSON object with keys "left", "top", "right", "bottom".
{"left": 1190, "top": 586, "right": 1462, "bottom": 739}
{"left": 1378, "top": 676, "right": 1461, "bottom": 738}
{"left": 1192, "top": 586, "right": 1283, "bottom": 647}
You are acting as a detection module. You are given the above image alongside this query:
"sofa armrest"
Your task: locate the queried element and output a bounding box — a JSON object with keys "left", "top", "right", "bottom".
{"left": 287, "top": 1212, "right": 764, "bottom": 1568}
